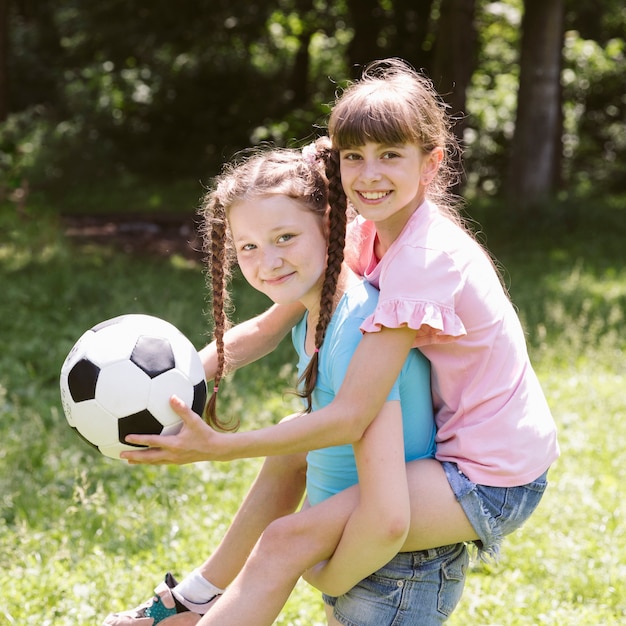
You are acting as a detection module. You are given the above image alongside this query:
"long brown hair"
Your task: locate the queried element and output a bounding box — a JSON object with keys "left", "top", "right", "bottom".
{"left": 328, "top": 58, "right": 464, "bottom": 225}
{"left": 326, "top": 58, "right": 506, "bottom": 289}
{"left": 199, "top": 139, "right": 346, "bottom": 430}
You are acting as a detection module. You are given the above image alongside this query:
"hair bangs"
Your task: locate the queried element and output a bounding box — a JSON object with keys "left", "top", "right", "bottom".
{"left": 330, "top": 87, "right": 419, "bottom": 150}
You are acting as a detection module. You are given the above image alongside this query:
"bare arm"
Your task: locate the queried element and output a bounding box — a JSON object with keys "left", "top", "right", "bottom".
{"left": 122, "top": 325, "right": 417, "bottom": 463}
{"left": 303, "top": 399, "right": 410, "bottom": 596}
{"left": 192, "top": 402, "right": 410, "bottom": 625}
{"left": 200, "top": 302, "right": 305, "bottom": 381}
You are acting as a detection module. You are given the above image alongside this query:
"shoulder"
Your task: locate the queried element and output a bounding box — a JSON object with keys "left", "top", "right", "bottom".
{"left": 382, "top": 204, "right": 485, "bottom": 281}
{"left": 338, "top": 280, "right": 379, "bottom": 320}
{"left": 400, "top": 202, "right": 465, "bottom": 253}
{"left": 291, "top": 314, "right": 307, "bottom": 351}
{"left": 324, "top": 281, "right": 375, "bottom": 354}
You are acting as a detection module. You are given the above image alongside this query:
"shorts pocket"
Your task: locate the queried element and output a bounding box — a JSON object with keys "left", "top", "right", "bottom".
{"left": 437, "top": 544, "right": 469, "bottom": 617}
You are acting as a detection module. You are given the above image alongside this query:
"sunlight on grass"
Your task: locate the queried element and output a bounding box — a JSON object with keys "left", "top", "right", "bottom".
{"left": 449, "top": 238, "right": 626, "bottom": 624}
{"left": 1, "top": 202, "right": 626, "bottom": 624}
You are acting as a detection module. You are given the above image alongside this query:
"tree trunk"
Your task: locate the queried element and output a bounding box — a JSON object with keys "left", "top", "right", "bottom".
{"left": 0, "top": 0, "right": 8, "bottom": 122}
{"left": 431, "top": 0, "right": 477, "bottom": 144}
{"left": 507, "top": 0, "right": 565, "bottom": 211}
{"left": 345, "top": 0, "right": 384, "bottom": 76}
{"left": 288, "top": 0, "right": 315, "bottom": 107}
{"left": 387, "top": 0, "right": 435, "bottom": 72}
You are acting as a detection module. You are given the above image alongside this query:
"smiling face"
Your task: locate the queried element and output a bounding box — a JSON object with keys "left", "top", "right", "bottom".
{"left": 339, "top": 141, "right": 442, "bottom": 243}
{"left": 228, "top": 194, "right": 328, "bottom": 312}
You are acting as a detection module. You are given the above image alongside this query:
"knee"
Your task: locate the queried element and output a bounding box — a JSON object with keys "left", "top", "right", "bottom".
{"left": 256, "top": 514, "right": 308, "bottom": 560}
{"left": 262, "top": 452, "right": 307, "bottom": 482}
{"left": 267, "top": 513, "right": 307, "bottom": 543}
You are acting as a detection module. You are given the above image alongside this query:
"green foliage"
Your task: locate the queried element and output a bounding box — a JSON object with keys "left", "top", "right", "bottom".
{"left": 0, "top": 206, "right": 307, "bottom": 624}
{"left": 464, "top": 0, "right": 523, "bottom": 197}
{"left": 1, "top": 197, "right": 626, "bottom": 623}
{"left": 0, "top": 105, "right": 121, "bottom": 196}
{"left": 562, "top": 33, "right": 626, "bottom": 194}
{"left": 448, "top": 196, "right": 626, "bottom": 625}
{"left": 3, "top": 0, "right": 351, "bottom": 192}
{"left": 451, "top": 0, "right": 626, "bottom": 199}
{"left": 3, "top": 1, "right": 625, "bottom": 202}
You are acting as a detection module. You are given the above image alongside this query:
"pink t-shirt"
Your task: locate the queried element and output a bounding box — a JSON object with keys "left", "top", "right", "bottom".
{"left": 346, "top": 200, "right": 559, "bottom": 487}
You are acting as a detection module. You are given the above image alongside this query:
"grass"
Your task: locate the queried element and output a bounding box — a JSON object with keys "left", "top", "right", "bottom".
{"left": 26, "top": 175, "right": 205, "bottom": 217}
{"left": 1, "top": 194, "right": 625, "bottom": 625}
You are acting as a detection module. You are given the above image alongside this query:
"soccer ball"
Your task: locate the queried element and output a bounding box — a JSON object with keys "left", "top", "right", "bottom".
{"left": 60, "top": 314, "right": 207, "bottom": 459}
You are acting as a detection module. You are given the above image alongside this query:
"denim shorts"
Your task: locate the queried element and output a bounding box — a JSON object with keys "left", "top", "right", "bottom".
{"left": 323, "top": 542, "right": 468, "bottom": 626}
{"left": 442, "top": 461, "right": 550, "bottom": 560}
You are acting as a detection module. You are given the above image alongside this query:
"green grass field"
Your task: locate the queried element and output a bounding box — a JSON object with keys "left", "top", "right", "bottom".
{"left": 1, "top": 198, "right": 625, "bottom": 625}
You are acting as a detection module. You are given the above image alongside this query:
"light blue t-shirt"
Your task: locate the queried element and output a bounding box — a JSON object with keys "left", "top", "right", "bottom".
{"left": 292, "top": 280, "right": 435, "bottom": 506}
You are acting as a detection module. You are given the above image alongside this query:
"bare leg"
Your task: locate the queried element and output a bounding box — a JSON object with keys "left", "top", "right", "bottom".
{"left": 402, "top": 459, "right": 478, "bottom": 550}
{"left": 198, "top": 495, "right": 350, "bottom": 626}
{"left": 325, "top": 605, "right": 342, "bottom": 626}
{"left": 102, "top": 453, "right": 307, "bottom": 625}
{"left": 198, "top": 458, "right": 478, "bottom": 626}
{"left": 197, "top": 451, "right": 307, "bottom": 589}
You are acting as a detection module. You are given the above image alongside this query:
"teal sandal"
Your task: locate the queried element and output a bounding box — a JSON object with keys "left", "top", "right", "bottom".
{"left": 103, "top": 573, "right": 218, "bottom": 625}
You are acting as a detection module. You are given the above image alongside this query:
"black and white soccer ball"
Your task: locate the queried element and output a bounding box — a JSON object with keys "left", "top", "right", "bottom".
{"left": 59, "top": 314, "right": 207, "bottom": 459}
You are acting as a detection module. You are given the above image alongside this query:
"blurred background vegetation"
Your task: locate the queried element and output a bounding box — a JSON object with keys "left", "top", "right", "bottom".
{"left": 1, "top": 0, "right": 625, "bottom": 218}
{"left": 1, "top": 2, "right": 626, "bottom": 623}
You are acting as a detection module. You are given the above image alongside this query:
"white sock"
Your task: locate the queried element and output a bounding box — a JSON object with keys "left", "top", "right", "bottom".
{"left": 174, "top": 568, "right": 224, "bottom": 604}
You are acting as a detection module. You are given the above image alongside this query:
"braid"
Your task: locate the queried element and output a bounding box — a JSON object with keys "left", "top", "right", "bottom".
{"left": 201, "top": 142, "right": 345, "bottom": 420}
{"left": 324, "top": 148, "right": 347, "bottom": 223}
{"left": 202, "top": 196, "right": 239, "bottom": 431}
{"left": 296, "top": 143, "right": 347, "bottom": 412}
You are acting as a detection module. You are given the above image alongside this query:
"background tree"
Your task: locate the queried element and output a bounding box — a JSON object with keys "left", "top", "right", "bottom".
{"left": 0, "top": 0, "right": 8, "bottom": 122}
{"left": 431, "top": 0, "right": 478, "bottom": 152}
{"left": 287, "top": 0, "right": 317, "bottom": 108}
{"left": 345, "top": 0, "right": 385, "bottom": 73}
{"left": 0, "top": 0, "right": 624, "bottom": 211}
{"left": 386, "top": 0, "right": 436, "bottom": 71}
{"left": 561, "top": 0, "right": 626, "bottom": 194}
{"left": 506, "top": 0, "right": 565, "bottom": 211}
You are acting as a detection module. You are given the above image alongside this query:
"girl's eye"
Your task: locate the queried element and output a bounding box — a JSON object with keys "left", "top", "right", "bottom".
{"left": 277, "top": 233, "right": 294, "bottom": 243}
{"left": 382, "top": 151, "right": 400, "bottom": 159}
{"left": 341, "top": 152, "right": 362, "bottom": 161}
{"left": 240, "top": 243, "right": 256, "bottom": 252}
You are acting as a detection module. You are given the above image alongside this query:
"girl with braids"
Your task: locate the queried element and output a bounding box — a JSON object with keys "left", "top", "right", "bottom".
{"left": 106, "top": 142, "right": 467, "bottom": 626}
{"left": 116, "top": 58, "right": 558, "bottom": 625}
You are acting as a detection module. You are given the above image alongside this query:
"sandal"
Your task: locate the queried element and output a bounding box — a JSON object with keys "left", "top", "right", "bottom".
{"left": 103, "top": 572, "right": 218, "bottom": 625}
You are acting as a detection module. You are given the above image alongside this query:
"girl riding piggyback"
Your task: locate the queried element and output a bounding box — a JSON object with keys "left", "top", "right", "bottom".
{"left": 325, "top": 58, "right": 559, "bottom": 558}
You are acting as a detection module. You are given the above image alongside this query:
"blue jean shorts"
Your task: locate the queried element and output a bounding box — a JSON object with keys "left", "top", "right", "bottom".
{"left": 442, "top": 461, "right": 550, "bottom": 560}
{"left": 323, "top": 542, "right": 468, "bottom": 626}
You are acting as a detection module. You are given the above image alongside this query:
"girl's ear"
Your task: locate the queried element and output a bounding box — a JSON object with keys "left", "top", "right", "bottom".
{"left": 323, "top": 205, "right": 332, "bottom": 236}
{"left": 420, "top": 147, "right": 444, "bottom": 186}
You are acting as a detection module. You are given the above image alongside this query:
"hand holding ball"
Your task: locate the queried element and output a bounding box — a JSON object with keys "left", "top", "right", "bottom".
{"left": 60, "top": 314, "right": 207, "bottom": 459}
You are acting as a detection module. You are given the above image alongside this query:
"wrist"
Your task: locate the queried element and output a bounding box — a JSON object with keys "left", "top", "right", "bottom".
{"left": 199, "top": 344, "right": 218, "bottom": 381}
{"left": 207, "top": 430, "right": 252, "bottom": 462}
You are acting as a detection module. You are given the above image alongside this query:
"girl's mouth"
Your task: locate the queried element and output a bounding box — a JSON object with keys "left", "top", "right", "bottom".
{"left": 263, "top": 272, "right": 295, "bottom": 286}
{"left": 357, "top": 190, "right": 391, "bottom": 201}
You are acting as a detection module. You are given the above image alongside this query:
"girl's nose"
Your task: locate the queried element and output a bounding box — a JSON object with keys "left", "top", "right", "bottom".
{"left": 260, "top": 248, "right": 283, "bottom": 272}
{"left": 360, "top": 159, "right": 382, "bottom": 183}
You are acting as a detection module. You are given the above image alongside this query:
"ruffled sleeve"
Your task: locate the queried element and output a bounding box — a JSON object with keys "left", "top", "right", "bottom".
{"left": 361, "top": 298, "right": 466, "bottom": 346}
{"left": 359, "top": 216, "right": 469, "bottom": 345}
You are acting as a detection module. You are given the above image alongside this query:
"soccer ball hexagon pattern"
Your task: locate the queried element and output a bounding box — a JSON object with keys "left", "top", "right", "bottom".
{"left": 60, "top": 314, "right": 207, "bottom": 459}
